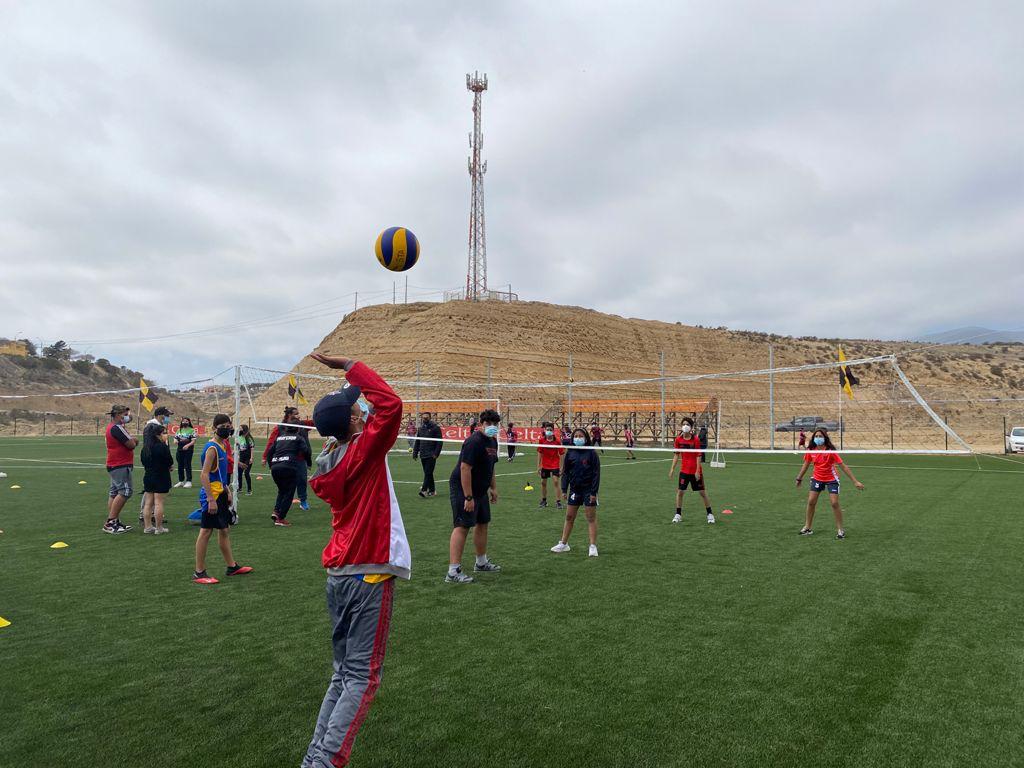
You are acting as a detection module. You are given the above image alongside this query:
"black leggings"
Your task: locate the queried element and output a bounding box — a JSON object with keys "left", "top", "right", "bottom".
{"left": 239, "top": 463, "right": 252, "bottom": 492}
{"left": 271, "top": 465, "right": 298, "bottom": 518}
{"left": 507, "top": 445, "right": 517, "bottom": 459}
{"left": 420, "top": 456, "right": 437, "bottom": 494}
{"left": 176, "top": 448, "right": 194, "bottom": 482}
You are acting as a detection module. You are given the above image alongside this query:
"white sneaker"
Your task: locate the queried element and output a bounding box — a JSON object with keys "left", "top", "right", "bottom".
{"left": 672, "top": 513, "right": 682, "bottom": 524}
{"left": 143, "top": 527, "right": 156, "bottom": 534}
{"left": 707, "top": 513, "right": 716, "bottom": 524}
{"left": 183, "top": 481, "right": 192, "bottom": 488}
{"left": 550, "top": 542, "right": 571, "bottom": 553}
{"left": 157, "top": 526, "right": 169, "bottom": 533}
{"left": 173, "top": 481, "right": 184, "bottom": 488}
{"left": 588, "top": 544, "right": 599, "bottom": 557}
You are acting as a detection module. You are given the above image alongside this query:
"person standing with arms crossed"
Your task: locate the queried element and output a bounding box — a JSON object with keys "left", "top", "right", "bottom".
{"left": 413, "top": 411, "right": 443, "bottom": 498}
{"left": 300, "top": 352, "right": 410, "bottom": 768}
{"left": 446, "top": 410, "right": 502, "bottom": 584}
{"left": 103, "top": 404, "right": 137, "bottom": 534}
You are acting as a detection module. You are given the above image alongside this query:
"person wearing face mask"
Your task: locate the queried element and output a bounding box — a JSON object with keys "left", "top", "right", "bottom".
{"left": 103, "top": 404, "right": 138, "bottom": 534}
{"left": 445, "top": 409, "right": 502, "bottom": 583}
{"left": 192, "top": 414, "right": 253, "bottom": 583}
{"left": 413, "top": 412, "right": 443, "bottom": 498}
{"left": 141, "top": 423, "right": 173, "bottom": 534}
{"left": 301, "top": 352, "right": 410, "bottom": 768}
{"left": 139, "top": 406, "right": 173, "bottom": 523}
{"left": 263, "top": 406, "right": 314, "bottom": 510}
{"left": 266, "top": 415, "right": 313, "bottom": 527}
{"left": 505, "top": 423, "right": 518, "bottom": 462}
{"left": 174, "top": 417, "right": 197, "bottom": 488}
{"left": 536, "top": 421, "right": 565, "bottom": 509}
{"left": 623, "top": 424, "right": 637, "bottom": 460}
{"left": 795, "top": 428, "right": 864, "bottom": 539}
{"left": 669, "top": 417, "right": 715, "bottom": 525}
{"left": 551, "top": 428, "right": 601, "bottom": 557}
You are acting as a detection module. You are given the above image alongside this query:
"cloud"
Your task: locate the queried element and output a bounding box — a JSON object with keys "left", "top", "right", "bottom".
{"left": 1, "top": 0, "right": 1022, "bottom": 384}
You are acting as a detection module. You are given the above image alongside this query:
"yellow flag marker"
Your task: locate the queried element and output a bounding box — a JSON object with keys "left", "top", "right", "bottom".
{"left": 78, "top": 480, "right": 88, "bottom": 485}
{"left": 50, "top": 541, "right": 69, "bottom": 549}
{"left": 10, "top": 485, "right": 21, "bottom": 489}
{"left": 0, "top": 617, "right": 11, "bottom": 629}
{"left": 524, "top": 483, "right": 534, "bottom": 492}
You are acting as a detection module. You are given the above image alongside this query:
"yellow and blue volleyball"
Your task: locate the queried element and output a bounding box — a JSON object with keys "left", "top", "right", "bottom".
{"left": 374, "top": 227, "right": 420, "bottom": 272}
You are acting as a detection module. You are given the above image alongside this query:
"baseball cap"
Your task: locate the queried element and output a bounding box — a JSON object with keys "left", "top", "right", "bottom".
{"left": 313, "top": 385, "right": 362, "bottom": 441}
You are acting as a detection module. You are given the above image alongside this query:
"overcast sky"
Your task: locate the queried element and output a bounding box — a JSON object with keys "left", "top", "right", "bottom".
{"left": 2, "top": 1, "right": 1022, "bottom": 385}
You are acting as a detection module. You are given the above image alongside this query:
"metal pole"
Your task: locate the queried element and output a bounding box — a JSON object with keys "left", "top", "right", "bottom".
{"left": 43, "top": 413, "right": 46, "bottom": 435}
{"left": 404, "top": 275, "right": 408, "bottom": 304}
{"left": 13, "top": 414, "right": 16, "bottom": 436}
{"left": 747, "top": 415, "right": 751, "bottom": 448}
{"left": 354, "top": 292, "right": 358, "bottom": 311}
{"left": 486, "top": 358, "right": 493, "bottom": 402}
{"left": 415, "top": 361, "right": 422, "bottom": 419}
{"left": 659, "top": 351, "right": 666, "bottom": 447}
{"left": 944, "top": 413, "right": 949, "bottom": 451}
{"left": 393, "top": 281, "right": 396, "bottom": 304}
{"left": 1004, "top": 416, "right": 1008, "bottom": 453}
{"left": 70, "top": 416, "right": 74, "bottom": 436}
{"left": 567, "top": 353, "right": 574, "bottom": 428}
{"left": 768, "top": 343, "right": 775, "bottom": 450}
{"left": 891, "top": 414, "right": 894, "bottom": 448}
{"left": 231, "top": 365, "right": 241, "bottom": 515}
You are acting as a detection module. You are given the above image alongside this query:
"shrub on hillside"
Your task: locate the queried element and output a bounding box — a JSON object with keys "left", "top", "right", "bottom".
{"left": 71, "top": 360, "right": 93, "bottom": 375}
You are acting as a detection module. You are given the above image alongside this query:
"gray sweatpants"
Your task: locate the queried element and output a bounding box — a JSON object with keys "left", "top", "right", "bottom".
{"left": 302, "top": 575, "right": 395, "bottom": 768}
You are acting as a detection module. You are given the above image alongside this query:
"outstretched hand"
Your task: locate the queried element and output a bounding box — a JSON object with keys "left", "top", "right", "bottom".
{"left": 310, "top": 352, "right": 351, "bottom": 370}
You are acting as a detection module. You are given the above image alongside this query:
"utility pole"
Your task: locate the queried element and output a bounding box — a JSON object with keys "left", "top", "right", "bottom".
{"left": 659, "top": 351, "right": 667, "bottom": 447}
{"left": 769, "top": 343, "right": 775, "bottom": 450}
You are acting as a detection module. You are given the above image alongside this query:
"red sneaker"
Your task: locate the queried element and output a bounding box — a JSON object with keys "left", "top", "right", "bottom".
{"left": 193, "top": 570, "right": 219, "bottom": 585}
{"left": 274, "top": 518, "right": 292, "bottom": 527}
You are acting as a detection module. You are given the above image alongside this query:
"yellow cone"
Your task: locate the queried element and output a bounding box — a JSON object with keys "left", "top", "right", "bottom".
{"left": 10, "top": 485, "right": 21, "bottom": 489}
{"left": 0, "top": 616, "right": 11, "bottom": 629}
{"left": 524, "top": 483, "right": 534, "bottom": 491}
{"left": 50, "top": 541, "right": 69, "bottom": 549}
{"left": 78, "top": 480, "right": 88, "bottom": 485}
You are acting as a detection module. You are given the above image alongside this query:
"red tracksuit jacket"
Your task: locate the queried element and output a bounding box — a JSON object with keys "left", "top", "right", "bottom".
{"left": 309, "top": 362, "right": 411, "bottom": 580}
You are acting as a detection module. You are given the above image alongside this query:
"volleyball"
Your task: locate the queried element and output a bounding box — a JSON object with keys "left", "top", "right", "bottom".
{"left": 374, "top": 226, "right": 420, "bottom": 272}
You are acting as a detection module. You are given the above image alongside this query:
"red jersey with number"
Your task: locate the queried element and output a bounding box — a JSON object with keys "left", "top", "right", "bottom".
{"left": 674, "top": 434, "right": 701, "bottom": 474}
{"left": 805, "top": 451, "right": 843, "bottom": 482}
{"left": 537, "top": 435, "right": 565, "bottom": 470}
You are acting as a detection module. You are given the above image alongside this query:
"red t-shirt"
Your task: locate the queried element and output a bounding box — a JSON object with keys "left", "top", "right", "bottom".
{"left": 537, "top": 435, "right": 565, "bottom": 470}
{"left": 804, "top": 451, "right": 843, "bottom": 482}
{"left": 674, "top": 434, "right": 701, "bottom": 474}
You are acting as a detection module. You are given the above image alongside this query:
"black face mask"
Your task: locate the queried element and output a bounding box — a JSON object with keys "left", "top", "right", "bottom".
{"left": 216, "top": 426, "right": 234, "bottom": 439}
{"left": 422, "top": 418, "right": 430, "bottom": 424}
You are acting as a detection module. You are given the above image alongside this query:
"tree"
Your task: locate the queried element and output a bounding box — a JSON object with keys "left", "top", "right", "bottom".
{"left": 18, "top": 338, "right": 37, "bottom": 356}
{"left": 42, "top": 340, "right": 73, "bottom": 361}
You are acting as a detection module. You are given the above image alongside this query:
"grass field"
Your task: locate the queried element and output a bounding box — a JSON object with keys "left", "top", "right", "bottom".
{"left": 1, "top": 436, "right": 1022, "bottom": 768}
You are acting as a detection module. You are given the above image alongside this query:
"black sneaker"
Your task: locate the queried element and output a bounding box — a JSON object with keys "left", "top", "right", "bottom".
{"left": 799, "top": 528, "right": 813, "bottom": 536}
{"left": 556, "top": 500, "right": 564, "bottom": 510}
{"left": 418, "top": 490, "right": 427, "bottom": 498}
{"left": 102, "top": 520, "right": 118, "bottom": 534}
{"left": 225, "top": 563, "right": 253, "bottom": 576}
{"left": 473, "top": 560, "right": 502, "bottom": 573}
{"left": 539, "top": 499, "right": 548, "bottom": 508}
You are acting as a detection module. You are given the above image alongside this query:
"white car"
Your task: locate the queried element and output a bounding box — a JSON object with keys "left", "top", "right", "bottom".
{"left": 1008, "top": 427, "right": 1024, "bottom": 453}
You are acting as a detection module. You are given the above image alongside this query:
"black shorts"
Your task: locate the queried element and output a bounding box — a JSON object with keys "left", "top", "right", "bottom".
{"left": 540, "top": 468, "right": 561, "bottom": 479}
{"left": 678, "top": 472, "right": 705, "bottom": 491}
{"left": 810, "top": 479, "right": 840, "bottom": 494}
{"left": 200, "top": 490, "right": 233, "bottom": 530}
{"left": 450, "top": 484, "right": 491, "bottom": 528}
{"left": 566, "top": 489, "right": 598, "bottom": 508}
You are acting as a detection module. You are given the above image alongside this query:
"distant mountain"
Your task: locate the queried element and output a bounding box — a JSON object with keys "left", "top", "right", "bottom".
{"left": 916, "top": 327, "right": 1024, "bottom": 345}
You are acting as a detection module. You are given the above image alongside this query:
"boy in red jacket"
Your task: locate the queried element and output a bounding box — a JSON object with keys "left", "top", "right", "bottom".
{"left": 301, "top": 353, "right": 410, "bottom": 768}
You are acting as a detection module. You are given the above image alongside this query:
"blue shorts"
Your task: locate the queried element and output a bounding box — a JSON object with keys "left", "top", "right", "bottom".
{"left": 810, "top": 479, "right": 840, "bottom": 495}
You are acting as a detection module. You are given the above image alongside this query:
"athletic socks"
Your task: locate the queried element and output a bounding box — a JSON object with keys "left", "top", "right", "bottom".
{"left": 475, "top": 554, "right": 489, "bottom": 567}
{"left": 676, "top": 507, "right": 681, "bottom": 514}
{"left": 706, "top": 507, "right": 713, "bottom": 515}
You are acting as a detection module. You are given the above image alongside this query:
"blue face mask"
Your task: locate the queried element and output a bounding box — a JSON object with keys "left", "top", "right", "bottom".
{"left": 813, "top": 436, "right": 826, "bottom": 446}
{"left": 544, "top": 430, "right": 554, "bottom": 438}
{"left": 573, "top": 437, "right": 586, "bottom": 446}
{"left": 162, "top": 416, "right": 171, "bottom": 425}
{"left": 483, "top": 425, "right": 500, "bottom": 438}
{"left": 357, "top": 400, "right": 370, "bottom": 419}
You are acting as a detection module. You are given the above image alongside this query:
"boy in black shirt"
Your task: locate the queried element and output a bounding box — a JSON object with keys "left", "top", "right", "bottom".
{"left": 446, "top": 409, "right": 502, "bottom": 584}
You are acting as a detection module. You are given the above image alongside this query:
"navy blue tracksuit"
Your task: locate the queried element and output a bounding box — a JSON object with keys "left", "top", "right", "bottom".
{"left": 561, "top": 449, "right": 601, "bottom": 507}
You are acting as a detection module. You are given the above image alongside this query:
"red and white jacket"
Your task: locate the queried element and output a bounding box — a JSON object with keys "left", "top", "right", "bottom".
{"left": 309, "top": 362, "right": 411, "bottom": 580}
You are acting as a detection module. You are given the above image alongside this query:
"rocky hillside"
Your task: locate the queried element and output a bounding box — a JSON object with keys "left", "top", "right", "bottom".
{"left": 251, "top": 301, "right": 1024, "bottom": 452}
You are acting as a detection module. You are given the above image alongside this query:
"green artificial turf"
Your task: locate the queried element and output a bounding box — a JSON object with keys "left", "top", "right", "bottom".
{"left": 1, "top": 437, "right": 1022, "bottom": 767}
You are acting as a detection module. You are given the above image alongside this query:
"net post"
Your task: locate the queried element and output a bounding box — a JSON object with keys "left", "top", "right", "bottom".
{"left": 231, "top": 365, "right": 241, "bottom": 515}
{"left": 567, "top": 354, "right": 574, "bottom": 428}
{"left": 1003, "top": 416, "right": 1007, "bottom": 453}
{"left": 415, "top": 361, "right": 422, "bottom": 420}
{"left": 659, "top": 351, "right": 666, "bottom": 447}
{"left": 768, "top": 343, "right": 775, "bottom": 450}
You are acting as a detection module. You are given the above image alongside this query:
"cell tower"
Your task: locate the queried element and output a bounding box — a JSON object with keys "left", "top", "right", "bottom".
{"left": 465, "top": 71, "right": 488, "bottom": 301}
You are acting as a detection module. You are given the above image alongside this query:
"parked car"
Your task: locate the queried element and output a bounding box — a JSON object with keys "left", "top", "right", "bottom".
{"left": 774, "top": 416, "right": 841, "bottom": 433}
{"left": 1007, "top": 427, "right": 1024, "bottom": 453}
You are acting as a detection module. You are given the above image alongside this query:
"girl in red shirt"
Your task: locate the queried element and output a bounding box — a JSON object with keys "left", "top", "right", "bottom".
{"left": 795, "top": 428, "right": 864, "bottom": 539}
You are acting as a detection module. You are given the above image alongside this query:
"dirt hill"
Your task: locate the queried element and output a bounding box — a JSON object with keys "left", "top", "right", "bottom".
{"left": 252, "top": 301, "right": 1024, "bottom": 452}
{"left": 0, "top": 353, "right": 206, "bottom": 436}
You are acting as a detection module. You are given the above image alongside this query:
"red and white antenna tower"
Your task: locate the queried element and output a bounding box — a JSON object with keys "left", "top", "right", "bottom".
{"left": 465, "top": 71, "right": 488, "bottom": 301}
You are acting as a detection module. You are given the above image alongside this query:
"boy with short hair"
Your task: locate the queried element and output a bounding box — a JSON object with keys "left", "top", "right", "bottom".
{"left": 301, "top": 353, "right": 410, "bottom": 768}
{"left": 446, "top": 409, "right": 502, "bottom": 584}
{"left": 536, "top": 421, "right": 565, "bottom": 509}
{"left": 192, "top": 414, "right": 253, "bottom": 584}
{"left": 669, "top": 417, "right": 715, "bottom": 525}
